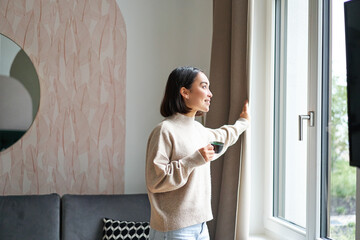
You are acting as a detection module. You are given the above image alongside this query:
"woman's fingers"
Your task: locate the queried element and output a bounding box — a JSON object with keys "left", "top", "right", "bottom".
{"left": 199, "top": 144, "right": 215, "bottom": 162}
{"left": 243, "top": 100, "right": 248, "bottom": 112}
{"left": 240, "top": 100, "right": 250, "bottom": 120}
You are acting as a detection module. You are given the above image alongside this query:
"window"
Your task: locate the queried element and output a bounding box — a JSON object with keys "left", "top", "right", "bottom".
{"left": 273, "top": 0, "right": 309, "bottom": 230}
{"left": 270, "top": 0, "right": 357, "bottom": 239}
{"left": 272, "top": 0, "right": 319, "bottom": 238}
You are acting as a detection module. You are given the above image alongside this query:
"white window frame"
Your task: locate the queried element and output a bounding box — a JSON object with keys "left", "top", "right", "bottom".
{"left": 260, "top": 0, "right": 324, "bottom": 239}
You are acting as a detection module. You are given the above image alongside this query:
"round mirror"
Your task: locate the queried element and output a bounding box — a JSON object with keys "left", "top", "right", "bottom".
{"left": 0, "top": 34, "right": 40, "bottom": 151}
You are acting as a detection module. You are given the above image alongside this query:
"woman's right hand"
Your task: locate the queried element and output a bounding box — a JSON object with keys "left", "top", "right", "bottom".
{"left": 199, "top": 144, "right": 215, "bottom": 162}
{"left": 240, "top": 100, "right": 250, "bottom": 120}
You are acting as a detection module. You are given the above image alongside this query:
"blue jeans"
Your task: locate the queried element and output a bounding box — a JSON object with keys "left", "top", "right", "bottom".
{"left": 149, "top": 222, "right": 210, "bottom": 240}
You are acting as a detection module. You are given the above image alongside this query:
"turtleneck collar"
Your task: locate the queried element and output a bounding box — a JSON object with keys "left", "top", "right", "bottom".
{"left": 169, "top": 113, "right": 195, "bottom": 124}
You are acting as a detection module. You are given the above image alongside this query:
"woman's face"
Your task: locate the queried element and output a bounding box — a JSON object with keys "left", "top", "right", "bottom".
{"left": 181, "top": 72, "right": 213, "bottom": 117}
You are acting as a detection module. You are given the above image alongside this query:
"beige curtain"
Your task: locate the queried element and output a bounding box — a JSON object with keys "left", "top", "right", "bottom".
{"left": 206, "top": 0, "right": 251, "bottom": 239}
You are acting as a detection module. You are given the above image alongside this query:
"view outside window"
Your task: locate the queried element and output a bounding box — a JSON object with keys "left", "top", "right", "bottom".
{"left": 329, "top": 0, "right": 356, "bottom": 239}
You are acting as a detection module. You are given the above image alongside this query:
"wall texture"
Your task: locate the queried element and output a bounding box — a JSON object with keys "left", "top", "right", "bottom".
{"left": 0, "top": 0, "right": 126, "bottom": 195}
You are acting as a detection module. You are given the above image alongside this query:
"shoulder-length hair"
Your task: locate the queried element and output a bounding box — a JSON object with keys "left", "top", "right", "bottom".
{"left": 160, "top": 66, "right": 203, "bottom": 117}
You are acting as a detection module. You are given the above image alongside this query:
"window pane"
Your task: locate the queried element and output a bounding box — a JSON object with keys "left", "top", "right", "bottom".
{"left": 274, "top": 0, "right": 308, "bottom": 229}
{"left": 329, "top": 0, "right": 356, "bottom": 239}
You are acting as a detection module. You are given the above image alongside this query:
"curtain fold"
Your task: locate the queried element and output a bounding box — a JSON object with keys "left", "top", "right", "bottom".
{"left": 206, "top": 0, "right": 251, "bottom": 239}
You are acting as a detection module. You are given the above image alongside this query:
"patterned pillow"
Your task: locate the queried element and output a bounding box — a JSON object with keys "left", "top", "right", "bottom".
{"left": 102, "top": 218, "right": 150, "bottom": 240}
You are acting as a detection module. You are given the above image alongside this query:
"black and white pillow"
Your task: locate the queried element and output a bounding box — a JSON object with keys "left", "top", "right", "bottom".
{"left": 102, "top": 218, "right": 150, "bottom": 240}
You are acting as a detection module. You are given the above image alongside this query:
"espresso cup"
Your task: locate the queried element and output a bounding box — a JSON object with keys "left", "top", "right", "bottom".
{"left": 210, "top": 141, "right": 224, "bottom": 154}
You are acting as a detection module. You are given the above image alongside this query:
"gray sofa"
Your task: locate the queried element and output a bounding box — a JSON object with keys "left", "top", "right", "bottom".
{"left": 0, "top": 193, "right": 150, "bottom": 240}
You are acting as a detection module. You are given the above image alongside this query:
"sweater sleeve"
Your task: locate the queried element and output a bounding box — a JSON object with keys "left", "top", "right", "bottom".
{"left": 206, "top": 118, "right": 249, "bottom": 158}
{"left": 146, "top": 125, "right": 207, "bottom": 193}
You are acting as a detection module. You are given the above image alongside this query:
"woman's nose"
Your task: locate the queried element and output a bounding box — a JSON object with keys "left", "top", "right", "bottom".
{"left": 208, "top": 90, "right": 213, "bottom": 98}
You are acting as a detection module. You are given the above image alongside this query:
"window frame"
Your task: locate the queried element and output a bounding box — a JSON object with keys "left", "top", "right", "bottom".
{"left": 320, "top": 0, "right": 330, "bottom": 238}
{"left": 263, "top": 0, "right": 325, "bottom": 239}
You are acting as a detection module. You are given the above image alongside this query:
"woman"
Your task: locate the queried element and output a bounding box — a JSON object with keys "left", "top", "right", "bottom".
{"left": 146, "top": 66, "right": 249, "bottom": 240}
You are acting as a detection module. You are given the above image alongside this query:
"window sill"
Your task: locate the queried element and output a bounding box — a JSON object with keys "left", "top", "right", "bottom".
{"left": 250, "top": 234, "right": 278, "bottom": 240}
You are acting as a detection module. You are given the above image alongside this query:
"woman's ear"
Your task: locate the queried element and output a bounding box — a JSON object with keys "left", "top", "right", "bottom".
{"left": 180, "top": 87, "right": 190, "bottom": 99}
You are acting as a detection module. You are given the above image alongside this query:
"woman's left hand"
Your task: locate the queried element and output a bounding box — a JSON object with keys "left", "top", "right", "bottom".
{"left": 240, "top": 100, "right": 250, "bottom": 120}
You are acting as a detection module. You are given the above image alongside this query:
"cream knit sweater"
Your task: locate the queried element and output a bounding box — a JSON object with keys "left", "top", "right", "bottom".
{"left": 146, "top": 113, "right": 249, "bottom": 232}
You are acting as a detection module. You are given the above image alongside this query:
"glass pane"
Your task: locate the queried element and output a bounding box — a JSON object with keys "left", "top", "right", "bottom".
{"left": 275, "top": 0, "right": 308, "bottom": 229}
{"left": 329, "top": 0, "right": 356, "bottom": 239}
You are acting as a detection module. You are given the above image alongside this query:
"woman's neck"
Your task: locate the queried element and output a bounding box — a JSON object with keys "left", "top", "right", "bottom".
{"left": 183, "top": 111, "right": 196, "bottom": 118}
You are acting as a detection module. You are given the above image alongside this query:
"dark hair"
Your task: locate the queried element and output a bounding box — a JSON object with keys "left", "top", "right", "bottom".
{"left": 160, "top": 66, "right": 203, "bottom": 117}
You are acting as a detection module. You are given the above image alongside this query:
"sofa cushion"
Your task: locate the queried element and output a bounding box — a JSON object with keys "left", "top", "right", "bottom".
{"left": 102, "top": 218, "right": 150, "bottom": 240}
{"left": 62, "top": 194, "right": 150, "bottom": 240}
{"left": 0, "top": 193, "right": 60, "bottom": 240}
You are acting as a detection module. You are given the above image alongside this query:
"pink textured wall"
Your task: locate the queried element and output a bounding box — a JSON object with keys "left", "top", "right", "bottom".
{"left": 0, "top": 0, "right": 126, "bottom": 195}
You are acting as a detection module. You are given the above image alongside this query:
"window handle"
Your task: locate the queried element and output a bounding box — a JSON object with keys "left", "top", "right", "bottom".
{"left": 298, "top": 111, "right": 315, "bottom": 141}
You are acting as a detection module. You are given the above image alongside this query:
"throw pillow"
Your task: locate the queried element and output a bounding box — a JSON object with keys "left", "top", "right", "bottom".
{"left": 102, "top": 218, "right": 150, "bottom": 240}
